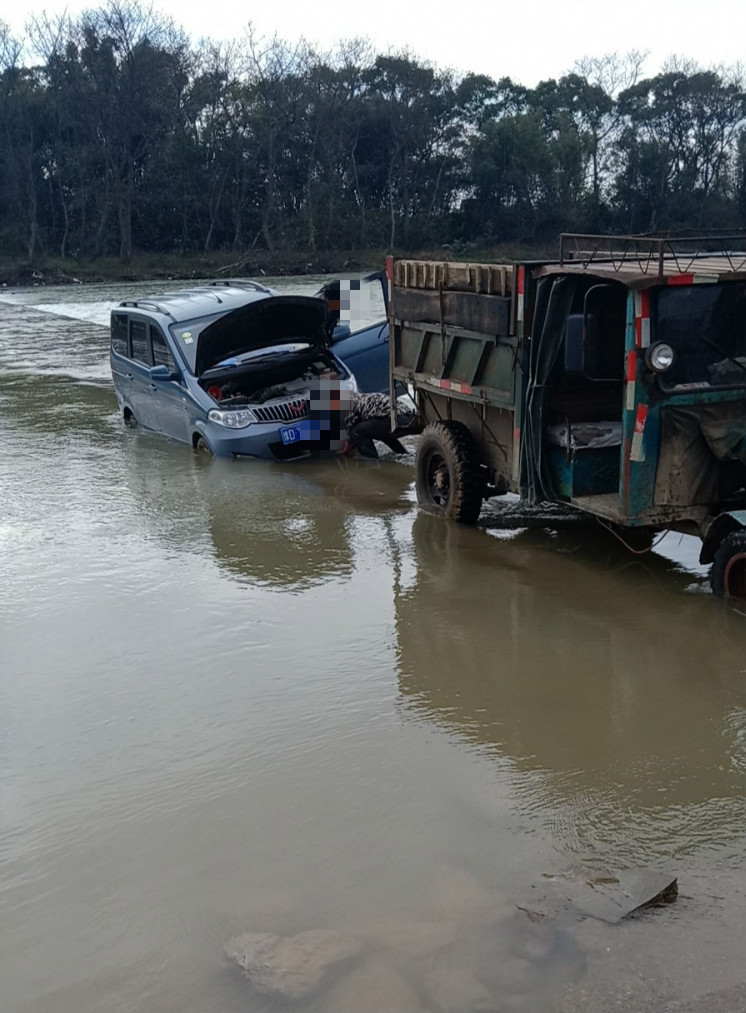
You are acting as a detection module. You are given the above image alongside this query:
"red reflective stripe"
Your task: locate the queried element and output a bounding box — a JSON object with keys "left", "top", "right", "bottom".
{"left": 634, "top": 403, "right": 648, "bottom": 433}
{"left": 640, "top": 290, "right": 650, "bottom": 348}
{"left": 436, "top": 379, "right": 472, "bottom": 394}
{"left": 517, "top": 266, "right": 525, "bottom": 295}
{"left": 625, "top": 350, "right": 637, "bottom": 381}
{"left": 630, "top": 403, "right": 648, "bottom": 462}
{"left": 667, "top": 274, "right": 693, "bottom": 286}
{"left": 513, "top": 427, "right": 520, "bottom": 439}
{"left": 634, "top": 290, "right": 650, "bottom": 347}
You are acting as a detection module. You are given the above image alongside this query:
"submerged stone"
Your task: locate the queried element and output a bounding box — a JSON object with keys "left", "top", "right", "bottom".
{"left": 225, "top": 928, "right": 362, "bottom": 1001}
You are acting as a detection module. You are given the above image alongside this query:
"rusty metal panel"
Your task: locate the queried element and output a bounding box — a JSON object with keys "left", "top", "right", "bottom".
{"left": 393, "top": 323, "right": 515, "bottom": 402}
{"left": 478, "top": 344, "right": 515, "bottom": 396}
{"left": 393, "top": 323, "right": 444, "bottom": 377}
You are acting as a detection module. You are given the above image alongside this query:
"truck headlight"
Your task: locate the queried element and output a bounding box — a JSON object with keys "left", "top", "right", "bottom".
{"left": 208, "top": 408, "right": 256, "bottom": 428}
{"left": 645, "top": 342, "right": 675, "bottom": 372}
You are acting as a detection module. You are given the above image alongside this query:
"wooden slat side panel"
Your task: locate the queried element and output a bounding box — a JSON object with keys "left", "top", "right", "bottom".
{"left": 393, "top": 260, "right": 514, "bottom": 295}
{"left": 392, "top": 287, "right": 511, "bottom": 336}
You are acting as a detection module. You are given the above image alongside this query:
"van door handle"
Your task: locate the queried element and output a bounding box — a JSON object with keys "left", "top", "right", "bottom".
{"left": 125, "top": 372, "right": 133, "bottom": 379}
{"left": 148, "top": 383, "right": 157, "bottom": 390}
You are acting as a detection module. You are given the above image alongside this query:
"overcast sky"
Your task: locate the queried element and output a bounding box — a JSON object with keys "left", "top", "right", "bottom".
{"left": 5, "top": 0, "right": 745, "bottom": 86}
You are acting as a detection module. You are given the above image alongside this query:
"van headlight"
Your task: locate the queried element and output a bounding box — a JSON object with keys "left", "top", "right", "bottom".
{"left": 208, "top": 408, "right": 256, "bottom": 428}
{"left": 645, "top": 343, "right": 675, "bottom": 372}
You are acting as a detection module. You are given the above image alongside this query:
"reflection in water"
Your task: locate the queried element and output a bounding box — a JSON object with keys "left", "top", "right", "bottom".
{"left": 394, "top": 515, "right": 746, "bottom": 864}
{"left": 119, "top": 445, "right": 414, "bottom": 592}
{"left": 206, "top": 461, "right": 413, "bottom": 591}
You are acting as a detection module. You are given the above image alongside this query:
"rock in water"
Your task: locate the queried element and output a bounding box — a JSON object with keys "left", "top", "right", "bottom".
{"left": 225, "top": 929, "right": 362, "bottom": 1001}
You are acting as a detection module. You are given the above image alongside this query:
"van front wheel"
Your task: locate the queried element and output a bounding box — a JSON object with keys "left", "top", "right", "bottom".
{"left": 194, "top": 435, "right": 213, "bottom": 457}
{"left": 415, "top": 421, "right": 483, "bottom": 525}
{"left": 710, "top": 530, "right": 746, "bottom": 598}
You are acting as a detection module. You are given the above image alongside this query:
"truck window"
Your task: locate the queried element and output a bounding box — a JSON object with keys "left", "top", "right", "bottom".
{"left": 655, "top": 283, "right": 746, "bottom": 390}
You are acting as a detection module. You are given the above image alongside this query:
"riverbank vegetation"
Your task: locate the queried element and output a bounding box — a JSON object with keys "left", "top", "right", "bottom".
{"left": 0, "top": 248, "right": 390, "bottom": 287}
{"left": 2, "top": 1, "right": 745, "bottom": 277}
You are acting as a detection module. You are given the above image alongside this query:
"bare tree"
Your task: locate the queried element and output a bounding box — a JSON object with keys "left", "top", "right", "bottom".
{"left": 0, "top": 22, "right": 43, "bottom": 258}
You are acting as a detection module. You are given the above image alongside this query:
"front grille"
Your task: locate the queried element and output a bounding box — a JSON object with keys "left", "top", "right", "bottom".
{"left": 251, "top": 397, "right": 309, "bottom": 424}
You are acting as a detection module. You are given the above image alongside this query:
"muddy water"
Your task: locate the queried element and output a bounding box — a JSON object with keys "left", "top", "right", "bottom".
{"left": 1, "top": 280, "right": 745, "bottom": 1013}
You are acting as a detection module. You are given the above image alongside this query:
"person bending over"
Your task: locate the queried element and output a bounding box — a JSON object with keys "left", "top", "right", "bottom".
{"left": 340, "top": 389, "right": 413, "bottom": 458}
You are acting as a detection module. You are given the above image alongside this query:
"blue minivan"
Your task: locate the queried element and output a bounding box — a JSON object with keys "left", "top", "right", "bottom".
{"left": 110, "top": 281, "right": 363, "bottom": 459}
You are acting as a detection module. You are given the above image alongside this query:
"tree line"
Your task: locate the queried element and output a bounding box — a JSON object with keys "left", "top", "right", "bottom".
{"left": 2, "top": 1, "right": 745, "bottom": 265}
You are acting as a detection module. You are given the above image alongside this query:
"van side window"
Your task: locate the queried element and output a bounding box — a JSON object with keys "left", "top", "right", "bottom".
{"left": 111, "top": 313, "right": 129, "bottom": 356}
{"left": 151, "top": 326, "right": 176, "bottom": 372}
{"left": 130, "top": 321, "right": 149, "bottom": 364}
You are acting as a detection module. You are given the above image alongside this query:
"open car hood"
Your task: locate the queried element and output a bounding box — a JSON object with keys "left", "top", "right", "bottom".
{"left": 195, "top": 295, "right": 329, "bottom": 376}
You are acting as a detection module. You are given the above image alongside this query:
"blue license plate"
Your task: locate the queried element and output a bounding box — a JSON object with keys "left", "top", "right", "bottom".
{"left": 280, "top": 424, "right": 302, "bottom": 445}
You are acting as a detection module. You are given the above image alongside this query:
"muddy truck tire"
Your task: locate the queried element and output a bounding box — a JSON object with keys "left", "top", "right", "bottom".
{"left": 415, "top": 421, "right": 484, "bottom": 525}
{"left": 710, "top": 530, "right": 746, "bottom": 598}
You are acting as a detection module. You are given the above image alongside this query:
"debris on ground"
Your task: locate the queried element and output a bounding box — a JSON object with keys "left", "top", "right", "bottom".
{"left": 517, "top": 868, "right": 678, "bottom": 925}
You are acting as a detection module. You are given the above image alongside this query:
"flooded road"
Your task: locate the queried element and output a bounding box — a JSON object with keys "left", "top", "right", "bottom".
{"left": 1, "top": 280, "right": 745, "bottom": 1013}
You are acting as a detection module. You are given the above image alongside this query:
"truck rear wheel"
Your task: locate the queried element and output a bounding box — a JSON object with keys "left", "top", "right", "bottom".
{"left": 710, "top": 530, "right": 746, "bottom": 598}
{"left": 415, "top": 421, "right": 483, "bottom": 525}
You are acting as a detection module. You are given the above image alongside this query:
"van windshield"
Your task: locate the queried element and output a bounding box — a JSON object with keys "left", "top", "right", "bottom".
{"left": 169, "top": 314, "right": 223, "bottom": 373}
{"left": 655, "top": 283, "right": 746, "bottom": 390}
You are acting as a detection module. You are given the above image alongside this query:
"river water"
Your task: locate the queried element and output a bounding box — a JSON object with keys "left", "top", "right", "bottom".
{"left": 1, "top": 279, "right": 745, "bottom": 1013}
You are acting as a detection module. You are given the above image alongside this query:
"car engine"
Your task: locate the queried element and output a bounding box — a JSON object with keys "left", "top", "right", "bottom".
{"left": 205, "top": 359, "right": 331, "bottom": 407}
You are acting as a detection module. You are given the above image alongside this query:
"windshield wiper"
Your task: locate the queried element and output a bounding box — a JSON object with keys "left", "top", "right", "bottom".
{"left": 701, "top": 336, "right": 746, "bottom": 374}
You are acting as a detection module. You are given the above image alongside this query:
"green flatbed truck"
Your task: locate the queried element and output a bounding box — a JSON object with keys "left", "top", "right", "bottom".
{"left": 387, "top": 234, "right": 746, "bottom": 597}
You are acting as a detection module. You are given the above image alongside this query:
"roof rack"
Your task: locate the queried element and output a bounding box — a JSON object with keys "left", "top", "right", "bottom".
{"left": 117, "top": 299, "right": 178, "bottom": 321}
{"left": 208, "top": 279, "right": 272, "bottom": 293}
{"left": 116, "top": 287, "right": 231, "bottom": 316}
{"left": 559, "top": 232, "right": 746, "bottom": 280}
{"left": 115, "top": 281, "right": 272, "bottom": 322}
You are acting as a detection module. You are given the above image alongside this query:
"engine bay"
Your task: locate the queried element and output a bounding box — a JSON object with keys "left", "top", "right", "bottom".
{"left": 199, "top": 349, "right": 342, "bottom": 407}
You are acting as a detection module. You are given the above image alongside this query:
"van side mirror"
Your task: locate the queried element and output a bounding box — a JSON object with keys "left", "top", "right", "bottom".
{"left": 332, "top": 323, "right": 351, "bottom": 342}
{"left": 150, "top": 364, "right": 176, "bottom": 381}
